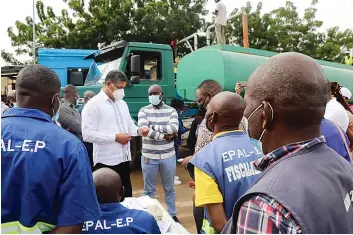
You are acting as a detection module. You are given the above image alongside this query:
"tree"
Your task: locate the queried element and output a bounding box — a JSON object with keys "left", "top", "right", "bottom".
{"left": 8, "top": 0, "right": 207, "bottom": 57}
{"left": 1, "top": 50, "right": 24, "bottom": 65}
{"left": 226, "top": 1, "right": 353, "bottom": 63}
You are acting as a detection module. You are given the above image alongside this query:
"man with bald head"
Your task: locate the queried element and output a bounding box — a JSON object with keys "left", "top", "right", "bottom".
{"left": 138, "top": 84, "right": 180, "bottom": 222}
{"left": 7, "top": 90, "right": 16, "bottom": 108}
{"left": 82, "top": 168, "right": 161, "bottom": 234}
{"left": 1, "top": 65, "right": 100, "bottom": 233}
{"left": 222, "top": 52, "right": 353, "bottom": 234}
{"left": 189, "top": 91, "right": 263, "bottom": 234}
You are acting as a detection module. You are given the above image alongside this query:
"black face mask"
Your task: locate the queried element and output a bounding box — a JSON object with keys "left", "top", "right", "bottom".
{"left": 199, "top": 104, "right": 206, "bottom": 113}
{"left": 205, "top": 113, "right": 214, "bottom": 132}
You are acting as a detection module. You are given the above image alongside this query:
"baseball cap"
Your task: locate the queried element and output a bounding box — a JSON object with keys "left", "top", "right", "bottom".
{"left": 341, "top": 87, "right": 352, "bottom": 99}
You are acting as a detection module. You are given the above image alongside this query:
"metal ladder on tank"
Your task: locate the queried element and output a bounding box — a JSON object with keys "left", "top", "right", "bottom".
{"left": 175, "top": 11, "right": 248, "bottom": 54}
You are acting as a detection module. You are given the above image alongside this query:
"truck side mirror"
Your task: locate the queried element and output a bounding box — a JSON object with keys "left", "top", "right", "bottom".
{"left": 131, "top": 76, "right": 140, "bottom": 84}
{"left": 131, "top": 55, "right": 141, "bottom": 74}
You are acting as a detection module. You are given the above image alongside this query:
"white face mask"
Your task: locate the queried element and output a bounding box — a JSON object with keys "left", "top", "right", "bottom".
{"left": 149, "top": 95, "right": 161, "bottom": 106}
{"left": 113, "top": 89, "right": 125, "bottom": 101}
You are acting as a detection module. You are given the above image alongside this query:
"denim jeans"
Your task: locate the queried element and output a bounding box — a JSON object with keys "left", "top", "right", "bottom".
{"left": 141, "top": 155, "right": 177, "bottom": 216}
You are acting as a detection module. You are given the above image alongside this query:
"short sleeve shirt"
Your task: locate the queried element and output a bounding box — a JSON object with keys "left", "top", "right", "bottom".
{"left": 1, "top": 108, "right": 100, "bottom": 232}
{"left": 81, "top": 203, "right": 161, "bottom": 234}
{"left": 324, "top": 98, "right": 349, "bottom": 131}
{"left": 215, "top": 1, "right": 227, "bottom": 26}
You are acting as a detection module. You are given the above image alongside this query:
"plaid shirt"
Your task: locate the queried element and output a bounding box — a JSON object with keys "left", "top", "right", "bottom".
{"left": 236, "top": 136, "right": 326, "bottom": 234}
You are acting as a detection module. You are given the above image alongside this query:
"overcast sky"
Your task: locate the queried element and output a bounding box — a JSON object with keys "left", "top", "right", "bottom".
{"left": 1, "top": 0, "right": 353, "bottom": 66}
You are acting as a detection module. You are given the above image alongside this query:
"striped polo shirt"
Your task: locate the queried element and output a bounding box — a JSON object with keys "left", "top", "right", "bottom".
{"left": 138, "top": 103, "right": 179, "bottom": 159}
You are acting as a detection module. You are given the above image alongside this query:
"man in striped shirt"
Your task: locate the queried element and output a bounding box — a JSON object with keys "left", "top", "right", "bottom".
{"left": 138, "top": 84, "right": 180, "bottom": 223}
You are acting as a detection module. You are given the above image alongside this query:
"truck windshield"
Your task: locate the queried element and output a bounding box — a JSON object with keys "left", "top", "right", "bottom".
{"left": 84, "top": 57, "right": 121, "bottom": 86}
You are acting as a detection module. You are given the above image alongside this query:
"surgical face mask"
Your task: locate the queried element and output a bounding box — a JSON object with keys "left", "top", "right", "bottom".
{"left": 109, "top": 84, "right": 125, "bottom": 101}
{"left": 246, "top": 102, "right": 274, "bottom": 153}
{"left": 51, "top": 94, "right": 61, "bottom": 122}
{"left": 76, "top": 94, "right": 80, "bottom": 106}
{"left": 205, "top": 112, "right": 215, "bottom": 132}
{"left": 12, "top": 103, "right": 17, "bottom": 108}
{"left": 52, "top": 110, "right": 60, "bottom": 122}
{"left": 149, "top": 95, "right": 161, "bottom": 106}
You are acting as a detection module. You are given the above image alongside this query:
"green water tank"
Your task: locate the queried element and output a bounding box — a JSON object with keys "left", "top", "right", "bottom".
{"left": 176, "top": 45, "right": 353, "bottom": 101}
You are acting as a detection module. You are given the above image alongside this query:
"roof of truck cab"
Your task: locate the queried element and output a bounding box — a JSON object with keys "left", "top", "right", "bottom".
{"left": 38, "top": 48, "right": 96, "bottom": 57}
{"left": 128, "top": 42, "right": 172, "bottom": 50}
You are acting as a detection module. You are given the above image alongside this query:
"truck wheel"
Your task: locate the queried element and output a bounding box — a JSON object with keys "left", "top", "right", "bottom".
{"left": 130, "top": 136, "right": 142, "bottom": 169}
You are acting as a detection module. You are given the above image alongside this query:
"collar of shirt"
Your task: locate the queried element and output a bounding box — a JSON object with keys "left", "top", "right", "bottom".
{"left": 99, "top": 202, "right": 126, "bottom": 212}
{"left": 254, "top": 136, "right": 326, "bottom": 172}
{"left": 212, "top": 130, "right": 244, "bottom": 140}
{"left": 62, "top": 98, "right": 75, "bottom": 108}
{"left": 2, "top": 107, "right": 52, "bottom": 122}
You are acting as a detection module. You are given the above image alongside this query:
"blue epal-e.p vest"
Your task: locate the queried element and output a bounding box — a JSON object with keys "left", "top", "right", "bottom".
{"left": 1, "top": 108, "right": 99, "bottom": 233}
{"left": 81, "top": 203, "right": 161, "bottom": 234}
{"left": 231, "top": 142, "right": 353, "bottom": 233}
{"left": 190, "top": 131, "right": 264, "bottom": 234}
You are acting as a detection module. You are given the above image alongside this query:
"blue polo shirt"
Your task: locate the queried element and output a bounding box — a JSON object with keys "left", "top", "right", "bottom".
{"left": 321, "top": 118, "right": 351, "bottom": 162}
{"left": 81, "top": 203, "right": 161, "bottom": 234}
{"left": 1, "top": 108, "right": 100, "bottom": 233}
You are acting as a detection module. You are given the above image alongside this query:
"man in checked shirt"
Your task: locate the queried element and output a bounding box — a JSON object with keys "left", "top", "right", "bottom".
{"left": 222, "top": 52, "right": 353, "bottom": 234}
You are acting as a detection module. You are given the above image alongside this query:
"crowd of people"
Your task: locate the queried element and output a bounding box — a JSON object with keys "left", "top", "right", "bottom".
{"left": 2, "top": 51, "right": 353, "bottom": 234}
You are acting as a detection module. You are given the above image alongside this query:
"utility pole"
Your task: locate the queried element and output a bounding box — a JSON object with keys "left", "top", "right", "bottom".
{"left": 32, "top": 0, "right": 36, "bottom": 64}
{"left": 242, "top": 11, "right": 249, "bottom": 48}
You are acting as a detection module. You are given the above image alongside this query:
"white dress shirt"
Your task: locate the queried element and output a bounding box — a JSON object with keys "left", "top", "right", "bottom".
{"left": 82, "top": 90, "right": 138, "bottom": 166}
{"left": 324, "top": 98, "right": 349, "bottom": 131}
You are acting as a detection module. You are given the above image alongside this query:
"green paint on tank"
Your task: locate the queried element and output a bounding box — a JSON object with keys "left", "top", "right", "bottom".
{"left": 177, "top": 45, "right": 353, "bottom": 101}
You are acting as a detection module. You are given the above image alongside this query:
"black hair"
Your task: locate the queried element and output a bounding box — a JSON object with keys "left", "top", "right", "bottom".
{"left": 16, "top": 65, "right": 61, "bottom": 98}
{"left": 331, "top": 82, "right": 352, "bottom": 113}
{"left": 105, "top": 70, "right": 128, "bottom": 83}
{"left": 197, "top": 79, "right": 222, "bottom": 94}
{"left": 63, "top": 84, "right": 76, "bottom": 94}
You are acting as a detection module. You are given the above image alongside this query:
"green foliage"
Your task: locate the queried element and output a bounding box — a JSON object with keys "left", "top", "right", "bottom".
{"left": 8, "top": 0, "right": 206, "bottom": 56}
{"left": 1, "top": 50, "right": 24, "bottom": 65}
{"left": 6, "top": 0, "right": 353, "bottom": 63}
{"left": 226, "top": 1, "right": 353, "bottom": 63}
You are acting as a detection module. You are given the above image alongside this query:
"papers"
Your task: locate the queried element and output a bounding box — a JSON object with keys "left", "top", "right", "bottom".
{"left": 158, "top": 220, "right": 172, "bottom": 234}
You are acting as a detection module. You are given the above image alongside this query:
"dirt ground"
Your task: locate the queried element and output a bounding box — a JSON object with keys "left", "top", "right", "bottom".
{"left": 130, "top": 147, "right": 197, "bottom": 234}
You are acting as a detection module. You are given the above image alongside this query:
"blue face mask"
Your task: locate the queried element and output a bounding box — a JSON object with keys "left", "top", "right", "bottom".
{"left": 245, "top": 102, "right": 274, "bottom": 154}
{"left": 13, "top": 103, "right": 17, "bottom": 108}
{"left": 52, "top": 111, "right": 60, "bottom": 122}
{"left": 149, "top": 95, "right": 161, "bottom": 106}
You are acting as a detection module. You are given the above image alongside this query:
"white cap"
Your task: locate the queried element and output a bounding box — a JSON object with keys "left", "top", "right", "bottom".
{"left": 341, "top": 87, "right": 352, "bottom": 99}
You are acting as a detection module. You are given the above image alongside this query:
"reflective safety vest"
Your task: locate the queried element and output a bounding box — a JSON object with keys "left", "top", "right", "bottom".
{"left": 190, "top": 131, "right": 264, "bottom": 234}
{"left": 345, "top": 55, "right": 353, "bottom": 65}
{"left": 1, "top": 221, "right": 55, "bottom": 234}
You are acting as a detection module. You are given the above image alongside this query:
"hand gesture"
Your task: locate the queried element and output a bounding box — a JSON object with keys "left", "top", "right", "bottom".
{"left": 138, "top": 127, "right": 149, "bottom": 137}
{"left": 164, "top": 134, "right": 177, "bottom": 142}
{"left": 235, "top": 83, "right": 242, "bottom": 94}
{"left": 115, "top": 134, "right": 132, "bottom": 145}
{"left": 181, "top": 155, "right": 193, "bottom": 169}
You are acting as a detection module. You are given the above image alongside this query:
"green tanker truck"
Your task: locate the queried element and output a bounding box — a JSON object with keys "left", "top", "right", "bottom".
{"left": 39, "top": 41, "right": 353, "bottom": 166}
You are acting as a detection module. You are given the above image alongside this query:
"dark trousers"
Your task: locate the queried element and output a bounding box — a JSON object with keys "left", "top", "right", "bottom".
{"left": 193, "top": 202, "right": 204, "bottom": 234}
{"left": 83, "top": 141, "right": 94, "bottom": 171}
{"left": 94, "top": 162, "right": 132, "bottom": 199}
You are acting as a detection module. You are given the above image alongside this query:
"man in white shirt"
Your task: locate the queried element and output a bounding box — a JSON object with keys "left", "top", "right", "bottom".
{"left": 82, "top": 70, "right": 148, "bottom": 199}
{"left": 325, "top": 97, "right": 349, "bottom": 131}
{"left": 214, "top": 0, "right": 227, "bottom": 44}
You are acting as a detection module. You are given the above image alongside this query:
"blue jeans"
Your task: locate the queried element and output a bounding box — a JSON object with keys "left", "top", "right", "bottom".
{"left": 141, "top": 155, "right": 177, "bottom": 216}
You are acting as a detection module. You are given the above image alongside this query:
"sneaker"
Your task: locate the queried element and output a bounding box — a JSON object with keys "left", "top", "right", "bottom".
{"left": 172, "top": 216, "right": 180, "bottom": 223}
{"left": 175, "top": 176, "right": 180, "bottom": 180}
{"left": 174, "top": 179, "right": 181, "bottom": 186}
